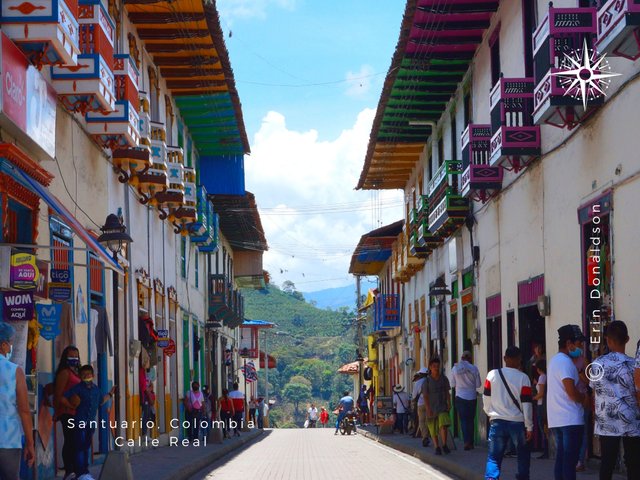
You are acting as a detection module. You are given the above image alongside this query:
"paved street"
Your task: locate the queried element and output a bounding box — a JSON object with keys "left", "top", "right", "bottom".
{"left": 189, "top": 429, "right": 459, "bottom": 480}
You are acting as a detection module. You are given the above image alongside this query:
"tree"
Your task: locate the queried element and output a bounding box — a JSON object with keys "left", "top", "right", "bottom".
{"left": 282, "top": 280, "right": 296, "bottom": 294}
{"left": 283, "top": 382, "right": 311, "bottom": 414}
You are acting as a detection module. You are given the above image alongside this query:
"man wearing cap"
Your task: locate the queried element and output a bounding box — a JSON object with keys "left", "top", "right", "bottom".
{"left": 547, "top": 324, "right": 588, "bottom": 480}
{"left": 392, "top": 384, "right": 410, "bottom": 434}
{"left": 412, "top": 367, "right": 430, "bottom": 446}
{"left": 451, "top": 350, "right": 482, "bottom": 450}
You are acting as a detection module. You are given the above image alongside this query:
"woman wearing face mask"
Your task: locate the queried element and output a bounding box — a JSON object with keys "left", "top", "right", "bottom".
{"left": 54, "top": 345, "right": 82, "bottom": 479}
{"left": 0, "top": 322, "right": 35, "bottom": 480}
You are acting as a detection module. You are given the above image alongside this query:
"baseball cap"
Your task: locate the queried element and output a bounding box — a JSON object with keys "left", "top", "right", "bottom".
{"left": 558, "top": 324, "right": 586, "bottom": 344}
{"left": 417, "top": 367, "right": 428, "bottom": 375}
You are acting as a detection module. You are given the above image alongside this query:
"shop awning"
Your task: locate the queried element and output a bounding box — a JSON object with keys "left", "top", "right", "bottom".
{"left": 5, "top": 161, "right": 123, "bottom": 273}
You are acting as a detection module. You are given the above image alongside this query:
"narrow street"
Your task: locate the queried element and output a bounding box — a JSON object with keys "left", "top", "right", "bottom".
{"left": 189, "top": 429, "right": 459, "bottom": 480}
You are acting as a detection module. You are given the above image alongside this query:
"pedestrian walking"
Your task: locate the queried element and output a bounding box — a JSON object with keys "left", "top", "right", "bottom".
{"left": 358, "top": 384, "right": 370, "bottom": 425}
{"left": 64, "top": 365, "right": 115, "bottom": 480}
{"left": 0, "top": 322, "right": 35, "bottom": 480}
{"left": 450, "top": 351, "right": 482, "bottom": 450}
{"left": 319, "top": 406, "right": 329, "bottom": 428}
{"left": 590, "top": 321, "right": 640, "bottom": 480}
{"left": 248, "top": 396, "right": 257, "bottom": 425}
{"left": 483, "top": 346, "right": 533, "bottom": 480}
{"left": 572, "top": 352, "right": 590, "bottom": 472}
{"left": 218, "top": 389, "right": 235, "bottom": 438}
{"left": 141, "top": 380, "right": 156, "bottom": 436}
{"left": 307, "top": 403, "right": 319, "bottom": 428}
{"left": 412, "top": 367, "right": 430, "bottom": 446}
{"left": 547, "top": 324, "right": 587, "bottom": 480}
{"left": 422, "top": 357, "right": 452, "bottom": 455}
{"left": 229, "top": 382, "right": 245, "bottom": 436}
{"left": 532, "top": 359, "right": 549, "bottom": 459}
{"left": 392, "top": 384, "right": 410, "bottom": 434}
{"left": 184, "top": 381, "right": 204, "bottom": 441}
{"left": 257, "top": 397, "right": 265, "bottom": 429}
{"left": 54, "top": 345, "right": 82, "bottom": 479}
{"left": 202, "top": 385, "right": 213, "bottom": 437}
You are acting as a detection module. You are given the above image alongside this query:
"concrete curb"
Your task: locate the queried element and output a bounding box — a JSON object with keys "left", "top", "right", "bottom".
{"left": 171, "top": 429, "right": 264, "bottom": 480}
{"left": 359, "top": 429, "right": 484, "bottom": 480}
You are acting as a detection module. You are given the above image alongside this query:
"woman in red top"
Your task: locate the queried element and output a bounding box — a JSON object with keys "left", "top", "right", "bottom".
{"left": 54, "top": 346, "right": 82, "bottom": 480}
{"left": 319, "top": 406, "right": 329, "bottom": 428}
{"left": 217, "top": 389, "right": 235, "bottom": 439}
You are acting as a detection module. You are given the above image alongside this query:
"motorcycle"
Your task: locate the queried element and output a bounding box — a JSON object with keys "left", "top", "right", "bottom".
{"left": 339, "top": 410, "right": 357, "bottom": 435}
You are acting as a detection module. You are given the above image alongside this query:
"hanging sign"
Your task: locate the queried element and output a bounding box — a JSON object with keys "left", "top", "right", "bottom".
{"left": 157, "top": 329, "right": 169, "bottom": 348}
{"left": 10, "top": 252, "right": 40, "bottom": 290}
{"left": 163, "top": 339, "right": 176, "bottom": 357}
{"left": 35, "top": 260, "right": 48, "bottom": 298}
{"left": 2, "top": 291, "right": 34, "bottom": 321}
{"left": 49, "top": 269, "right": 72, "bottom": 301}
{"left": 36, "top": 304, "right": 62, "bottom": 340}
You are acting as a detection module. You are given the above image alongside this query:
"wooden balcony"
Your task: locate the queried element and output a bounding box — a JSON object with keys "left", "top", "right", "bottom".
{"left": 417, "top": 219, "right": 443, "bottom": 250}
{"left": 489, "top": 78, "right": 540, "bottom": 171}
{"left": 428, "top": 191, "right": 469, "bottom": 237}
{"left": 460, "top": 124, "right": 503, "bottom": 202}
{"left": 532, "top": 6, "right": 599, "bottom": 129}
{"left": 409, "top": 231, "right": 430, "bottom": 258}
{"left": 114, "top": 54, "right": 139, "bottom": 111}
{"left": 209, "top": 274, "right": 242, "bottom": 328}
{"left": 77, "top": 0, "right": 114, "bottom": 67}
{"left": 51, "top": 53, "right": 115, "bottom": 113}
{"left": 597, "top": 0, "right": 640, "bottom": 60}
{"left": 150, "top": 121, "right": 166, "bottom": 165}
{"left": 427, "top": 160, "right": 463, "bottom": 202}
{"left": 1, "top": 0, "right": 80, "bottom": 67}
{"left": 190, "top": 185, "right": 210, "bottom": 238}
{"left": 85, "top": 100, "right": 140, "bottom": 148}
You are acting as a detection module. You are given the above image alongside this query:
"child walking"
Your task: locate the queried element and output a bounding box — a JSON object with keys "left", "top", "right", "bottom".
{"left": 64, "top": 365, "right": 116, "bottom": 480}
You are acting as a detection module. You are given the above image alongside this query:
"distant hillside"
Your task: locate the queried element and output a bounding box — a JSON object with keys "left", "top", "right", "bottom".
{"left": 302, "top": 280, "right": 377, "bottom": 310}
{"left": 242, "top": 284, "right": 353, "bottom": 338}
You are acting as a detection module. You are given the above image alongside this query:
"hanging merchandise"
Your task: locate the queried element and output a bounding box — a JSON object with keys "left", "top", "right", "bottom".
{"left": 147, "top": 366, "right": 157, "bottom": 383}
{"left": 76, "top": 285, "right": 88, "bottom": 324}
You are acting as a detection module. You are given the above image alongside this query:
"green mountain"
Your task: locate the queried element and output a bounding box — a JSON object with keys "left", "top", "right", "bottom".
{"left": 241, "top": 283, "right": 358, "bottom": 427}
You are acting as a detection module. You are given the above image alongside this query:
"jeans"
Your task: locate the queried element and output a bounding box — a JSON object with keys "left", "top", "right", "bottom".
{"left": 335, "top": 411, "right": 346, "bottom": 431}
{"left": 0, "top": 448, "right": 21, "bottom": 480}
{"left": 60, "top": 414, "right": 77, "bottom": 475}
{"left": 578, "top": 410, "right": 589, "bottom": 463}
{"left": 485, "top": 419, "right": 530, "bottom": 480}
{"left": 74, "top": 427, "right": 95, "bottom": 476}
{"left": 551, "top": 425, "right": 583, "bottom": 480}
{"left": 456, "top": 396, "right": 477, "bottom": 446}
{"left": 257, "top": 413, "right": 264, "bottom": 429}
{"left": 220, "top": 411, "right": 233, "bottom": 436}
{"left": 233, "top": 411, "right": 244, "bottom": 433}
{"left": 395, "top": 412, "right": 408, "bottom": 434}
{"left": 536, "top": 404, "right": 548, "bottom": 455}
{"left": 599, "top": 435, "right": 640, "bottom": 480}
{"left": 187, "top": 409, "right": 202, "bottom": 441}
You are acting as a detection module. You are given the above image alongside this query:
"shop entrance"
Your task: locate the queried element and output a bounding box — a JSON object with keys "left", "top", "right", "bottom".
{"left": 517, "top": 305, "right": 545, "bottom": 373}
{"left": 486, "top": 316, "right": 502, "bottom": 371}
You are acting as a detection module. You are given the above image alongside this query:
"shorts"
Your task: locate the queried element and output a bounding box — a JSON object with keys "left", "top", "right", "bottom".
{"left": 426, "top": 412, "right": 451, "bottom": 438}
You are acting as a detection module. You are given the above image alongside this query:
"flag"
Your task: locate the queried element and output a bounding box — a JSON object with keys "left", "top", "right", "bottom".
{"left": 241, "top": 361, "right": 258, "bottom": 383}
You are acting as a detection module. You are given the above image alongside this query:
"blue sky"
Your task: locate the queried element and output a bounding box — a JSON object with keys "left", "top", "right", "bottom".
{"left": 217, "top": 0, "right": 406, "bottom": 292}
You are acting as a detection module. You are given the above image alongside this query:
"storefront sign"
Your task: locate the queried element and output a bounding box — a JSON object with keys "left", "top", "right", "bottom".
{"left": 35, "top": 260, "right": 48, "bottom": 298}
{"left": 10, "top": 252, "right": 40, "bottom": 289}
{"left": 36, "top": 303, "right": 62, "bottom": 340}
{"left": 157, "top": 329, "right": 169, "bottom": 348}
{"left": 0, "top": 33, "right": 57, "bottom": 159}
{"left": 49, "top": 268, "right": 72, "bottom": 301}
{"left": 2, "top": 291, "right": 34, "bottom": 321}
{"left": 163, "top": 339, "right": 176, "bottom": 357}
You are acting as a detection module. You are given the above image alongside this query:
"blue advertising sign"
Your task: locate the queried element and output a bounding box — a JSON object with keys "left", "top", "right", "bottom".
{"left": 49, "top": 269, "right": 71, "bottom": 301}
{"left": 36, "top": 304, "right": 62, "bottom": 340}
{"left": 157, "top": 329, "right": 169, "bottom": 348}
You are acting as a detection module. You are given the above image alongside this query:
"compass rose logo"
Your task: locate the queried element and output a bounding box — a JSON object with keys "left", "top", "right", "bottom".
{"left": 552, "top": 39, "right": 621, "bottom": 110}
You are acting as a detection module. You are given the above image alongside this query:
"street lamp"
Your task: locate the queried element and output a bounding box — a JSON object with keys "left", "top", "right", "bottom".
{"left": 428, "top": 277, "right": 451, "bottom": 358}
{"left": 98, "top": 213, "right": 132, "bottom": 447}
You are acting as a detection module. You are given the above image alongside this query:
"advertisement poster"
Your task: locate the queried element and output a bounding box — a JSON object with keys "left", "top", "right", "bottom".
{"left": 37, "top": 303, "right": 62, "bottom": 341}
{"left": 2, "top": 291, "right": 34, "bottom": 321}
{"left": 49, "top": 269, "right": 72, "bottom": 301}
{"left": 10, "top": 251, "right": 40, "bottom": 290}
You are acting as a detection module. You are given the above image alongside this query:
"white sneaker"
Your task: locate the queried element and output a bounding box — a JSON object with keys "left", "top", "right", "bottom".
{"left": 78, "top": 474, "right": 96, "bottom": 480}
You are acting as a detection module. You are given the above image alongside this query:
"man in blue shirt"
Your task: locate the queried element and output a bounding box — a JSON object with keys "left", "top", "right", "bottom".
{"left": 64, "top": 365, "right": 115, "bottom": 479}
{"left": 334, "top": 391, "right": 355, "bottom": 435}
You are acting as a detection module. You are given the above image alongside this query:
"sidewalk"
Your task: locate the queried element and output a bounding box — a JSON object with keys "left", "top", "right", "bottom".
{"left": 86, "top": 429, "right": 264, "bottom": 480}
{"left": 358, "top": 426, "right": 625, "bottom": 480}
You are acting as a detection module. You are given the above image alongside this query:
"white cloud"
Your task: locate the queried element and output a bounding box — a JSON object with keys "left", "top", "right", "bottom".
{"left": 245, "top": 109, "right": 404, "bottom": 292}
{"left": 345, "top": 65, "right": 375, "bottom": 98}
{"left": 218, "top": 0, "right": 297, "bottom": 23}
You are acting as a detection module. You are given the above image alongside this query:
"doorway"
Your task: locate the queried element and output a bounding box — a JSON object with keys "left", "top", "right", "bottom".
{"left": 486, "top": 316, "right": 502, "bottom": 371}
{"left": 517, "top": 305, "right": 545, "bottom": 374}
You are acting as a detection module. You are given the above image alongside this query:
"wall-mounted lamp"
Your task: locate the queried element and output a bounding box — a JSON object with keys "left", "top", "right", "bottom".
{"left": 537, "top": 295, "right": 551, "bottom": 317}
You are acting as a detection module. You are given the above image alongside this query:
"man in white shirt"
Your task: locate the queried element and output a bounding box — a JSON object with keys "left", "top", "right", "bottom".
{"left": 590, "top": 321, "right": 640, "bottom": 480}
{"left": 412, "top": 367, "right": 430, "bottom": 446}
{"left": 547, "top": 324, "right": 587, "bottom": 480}
{"left": 392, "top": 384, "right": 410, "bottom": 434}
{"left": 483, "top": 346, "right": 533, "bottom": 480}
{"left": 451, "top": 350, "right": 481, "bottom": 450}
{"left": 307, "top": 403, "right": 318, "bottom": 428}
